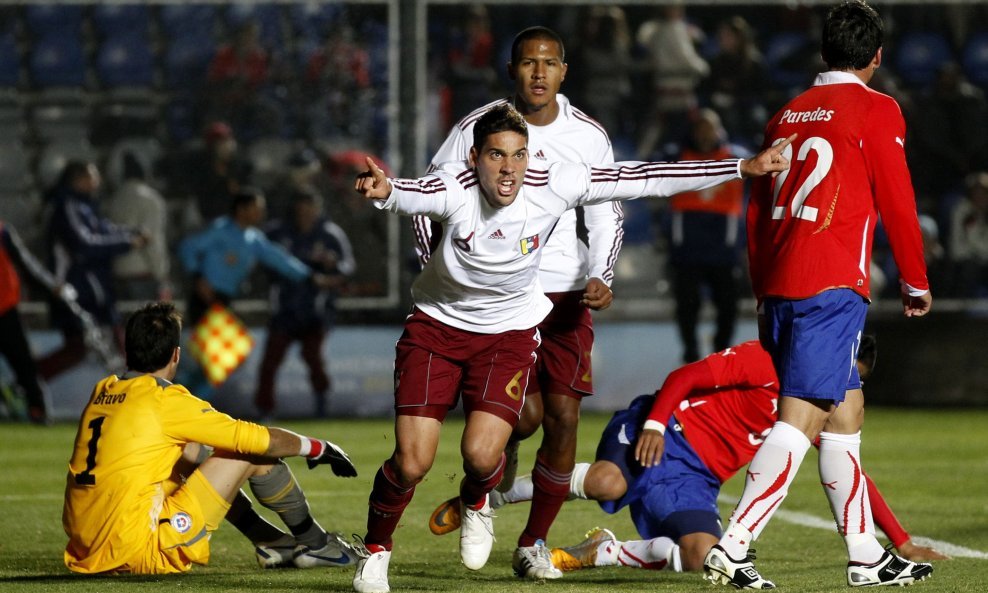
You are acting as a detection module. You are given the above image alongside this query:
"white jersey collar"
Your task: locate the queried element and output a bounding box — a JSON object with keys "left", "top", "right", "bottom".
{"left": 813, "top": 71, "right": 868, "bottom": 88}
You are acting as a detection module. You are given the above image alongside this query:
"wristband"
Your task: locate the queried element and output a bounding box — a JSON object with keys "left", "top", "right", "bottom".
{"left": 642, "top": 420, "right": 666, "bottom": 435}
{"left": 299, "top": 437, "right": 324, "bottom": 458}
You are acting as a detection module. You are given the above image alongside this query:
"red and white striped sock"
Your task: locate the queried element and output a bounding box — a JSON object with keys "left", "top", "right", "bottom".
{"left": 721, "top": 421, "right": 811, "bottom": 559}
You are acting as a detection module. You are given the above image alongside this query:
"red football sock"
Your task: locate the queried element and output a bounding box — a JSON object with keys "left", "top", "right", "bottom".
{"left": 460, "top": 453, "right": 505, "bottom": 510}
{"left": 518, "top": 454, "right": 571, "bottom": 547}
{"left": 364, "top": 460, "right": 415, "bottom": 550}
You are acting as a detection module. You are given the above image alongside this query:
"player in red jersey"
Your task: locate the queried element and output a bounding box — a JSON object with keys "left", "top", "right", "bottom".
{"left": 429, "top": 339, "right": 946, "bottom": 573}
{"left": 704, "top": 2, "right": 933, "bottom": 589}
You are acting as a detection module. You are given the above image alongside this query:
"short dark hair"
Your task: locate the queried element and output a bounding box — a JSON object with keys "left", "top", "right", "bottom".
{"left": 125, "top": 302, "right": 182, "bottom": 373}
{"left": 821, "top": 1, "right": 883, "bottom": 70}
{"left": 510, "top": 26, "right": 565, "bottom": 65}
{"left": 231, "top": 187, "right": 263, "bottom": 214}
{"left": 473, "top": 104, "right": 529, "bottom": 151}
{"left": 857, "top": 334, "right": 878, "bottom": 375}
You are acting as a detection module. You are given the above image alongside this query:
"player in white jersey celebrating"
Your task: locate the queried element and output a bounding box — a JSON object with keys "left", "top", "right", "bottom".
{"left": 349, "top": 103, "right": 793, "bottom": 593}
{"left": 414, "top": 26, "right": 623, "bottom": 580}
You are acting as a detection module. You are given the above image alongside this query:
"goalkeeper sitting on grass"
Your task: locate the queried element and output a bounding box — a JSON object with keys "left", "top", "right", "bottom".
{"left": 63, "top": 301, "right": 361, "bottom": 574}
{"left": 429, "top": 337, "right": 946, "bottom": 573}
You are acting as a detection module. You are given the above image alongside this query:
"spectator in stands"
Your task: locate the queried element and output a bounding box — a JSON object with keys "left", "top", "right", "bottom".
{"left": 205, "top": 20, "right": 277, "bottom": 138}
{"left": 106, "top": 154, "right": 172, "bottom": 301}
{"left": 39, "top": 161, "right": 148, "bottom": 380}
{"left": 304, "top": 20, "right": 373, "bottom": 141}
{"left": 0, "top": 220, "right": 63, "bottom": 424}
{"left": 255, "top": 190, "right": 355, "bottom": 420}
{"left": 910, "top": 62, "right": 988, "bottom": 197}
{"left": 189, "top": 122, "right": 252, "bottom": 224}
{"left": 700, "top": 16, "right": 770, "bottom": 147}
{"left": 950, "top": 171, "right": 988, "bottom": 297}
{"left": 635, "top": 5, "right": 709, "bottom": 158}
{"left": 664, "top": 109, "right": 744, "bottom": 362}
{"left": 573, "top": 6, "right": 634, "bottom": 138}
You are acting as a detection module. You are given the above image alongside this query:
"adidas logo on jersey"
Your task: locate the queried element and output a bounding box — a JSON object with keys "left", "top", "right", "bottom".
{"left": 534, "top": 150, "right": 548, "bottom": 161}
{"left": 488, "top": 229, "right": 506, "bottom": 239}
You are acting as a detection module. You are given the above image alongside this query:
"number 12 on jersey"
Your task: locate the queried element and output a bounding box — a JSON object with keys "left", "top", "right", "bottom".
{"left": 771, "top": 136, "right": 834, "bottom": 223}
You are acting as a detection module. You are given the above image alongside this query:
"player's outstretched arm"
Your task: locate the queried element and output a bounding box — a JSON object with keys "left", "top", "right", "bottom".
{"left": 897, "top": 539, "right": 950, "bottom": 562}
{"left": 739, "top": 134, "right": 797, "bottom": 178}
{"left": 354, "top": 156, "right": 393, "bottom": 200}
{"left": 266, "top": 427, "right": 357, "bottom": 477}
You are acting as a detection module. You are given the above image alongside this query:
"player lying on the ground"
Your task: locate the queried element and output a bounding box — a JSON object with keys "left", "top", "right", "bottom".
{"left": 63, "top": 301, "right": 362, "bottom": 574}
{"left": 428, "top": 338, "right": 947, "bottom": 573}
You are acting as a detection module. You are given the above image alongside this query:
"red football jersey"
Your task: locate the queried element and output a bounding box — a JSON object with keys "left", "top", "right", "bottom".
{"left": 747, "top": 72, "right": 928, "bottom": 301}
{"left": 649, "top": 341, "right": 780, "bottom": 483}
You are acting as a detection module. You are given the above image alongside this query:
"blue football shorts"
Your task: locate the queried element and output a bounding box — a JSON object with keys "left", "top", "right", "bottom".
{"left": 595, "top": 395, "right": 722, "bottom": 540}
{"left": 761, "top": 288, "right": 867, "bottom": 402}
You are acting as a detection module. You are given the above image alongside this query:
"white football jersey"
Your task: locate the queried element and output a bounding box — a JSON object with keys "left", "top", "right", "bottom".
{"left": 380, "top": 159, "right": 740, "bottom": 334}
{"left": 418, "top": 95, "right": 623, "bottom": 292}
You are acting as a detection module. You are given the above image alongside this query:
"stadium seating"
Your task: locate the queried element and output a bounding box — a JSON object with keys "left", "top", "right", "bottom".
{"left": 92, "top": 4, "right": 151, "bottom": 40}
{"left": 159, "top": 4, "right": 217, "bottom": 39}
{"left": 164, "top": 34, "right": 215, "bottom": 89}
{"left": 226, "top": 3, "right": 286, "bottom": 51}
{"left": 0, "top": 142, "right": 33, "bottom": 193}
{"left": 31, "top": 101, "right": 90, "bottom": 144}
{"left": 0, "top": 31, "right": 21, "bottom": 88}
{"left": 289, "top": 2, "right": 344, "bottom": 38}
{"left": 96, "top": 33, "right": 155, "bottom": 89}
{"left": 29, "top": 34, "right": 87, "bottom": 89}
{"left": 962, "top": 31, "right": 988, "bottom": 87}
{"left": 763, "top": 31, "right": 814, "bottom": 90}
{"left": 24, "top": 4, "right": 83, "bottom": 38}
{"left": 894, "top": 32, "right": 954, "bottom": 87}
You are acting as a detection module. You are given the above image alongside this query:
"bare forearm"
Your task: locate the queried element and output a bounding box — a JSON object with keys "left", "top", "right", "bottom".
{"left": 264, "top": 427, "right": 306, "bottom": 458}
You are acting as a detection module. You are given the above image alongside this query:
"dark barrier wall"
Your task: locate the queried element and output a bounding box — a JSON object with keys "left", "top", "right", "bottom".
{"left": 864, "top": 313, "right": 988, "bottom": 407}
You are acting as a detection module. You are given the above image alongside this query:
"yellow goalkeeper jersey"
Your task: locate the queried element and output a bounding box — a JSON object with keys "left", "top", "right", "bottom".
{"left": 62, "top": 372, "right": 270, "bottom": 573}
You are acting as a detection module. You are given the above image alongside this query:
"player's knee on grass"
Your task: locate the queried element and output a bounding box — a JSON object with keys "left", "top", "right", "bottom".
{"left": 678, "top": 532, "right": 719, "bottom": 571}
{"left": 583, "top": 461, "right": 627, "bottom": 501}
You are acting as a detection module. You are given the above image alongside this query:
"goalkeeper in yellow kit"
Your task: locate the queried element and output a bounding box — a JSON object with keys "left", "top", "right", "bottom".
{"left": 63, "top": 301, "right": 359, "bottom": 574}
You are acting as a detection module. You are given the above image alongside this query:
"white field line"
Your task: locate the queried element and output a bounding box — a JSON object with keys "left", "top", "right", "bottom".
{"left": 718, "top": 494, "right": 988, "bottom": 560}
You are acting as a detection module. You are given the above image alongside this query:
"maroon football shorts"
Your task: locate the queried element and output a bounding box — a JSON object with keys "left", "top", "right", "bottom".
{"left": 525, "top": 290, "right": 595, "bottom": 400}
{"left": 393, "top": 308, "right": 540, "bottom": 425}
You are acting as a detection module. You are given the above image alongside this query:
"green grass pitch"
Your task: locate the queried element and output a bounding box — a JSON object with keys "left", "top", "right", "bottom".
{"left": 1, "top": 407, "right": 985, "bottom": 592}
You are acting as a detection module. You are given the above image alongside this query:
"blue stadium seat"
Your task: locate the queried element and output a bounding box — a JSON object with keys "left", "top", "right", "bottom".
{"left": 92, "top": 4, "right": 150, "bottom": 39}
{"left": 159, "top": 4, "right": 216, "bottom": 39}
{"left": 164, "top": 35, "right": 215, "bottom": 89}
{"left": 763, "top": 31, "right": 813, "bottom": 89}
{"left": 29, "top": 34, "right": 87, "bottom": 88}
{"left": 289, "top": 2, "right": 344, "bottom": 38}
{"left": 0, "top": 32, "right": 20, "bottom": 88}
{"left": 96, "top": 34, "right": 155, "bottom": 89}
{"left": 25, "top": 5, "right": 83, "bottom": 38}
{"left": 226, "top": 3, "right": 285, "bottom": 50}
{"left": 962, "top": 32, "right": 988, "bottom": 87}
{"left": 894, "top": 32, "right": 953, "bottom": 87}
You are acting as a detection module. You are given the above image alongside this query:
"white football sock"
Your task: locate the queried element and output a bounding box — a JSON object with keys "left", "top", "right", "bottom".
{"left": 721, "top": 421, "right": 811, "bottom": 559}
{"left": 500, "top": 473, "right": 534, "bottom": 504}
{"left": 569, "top": 462, "right": 591, "bottom": 499}
{"left": 819, "top": 431, "right": 884, "bottom": 564}
{"left": 617, "top": 537, "right": 679, "bottom": 570}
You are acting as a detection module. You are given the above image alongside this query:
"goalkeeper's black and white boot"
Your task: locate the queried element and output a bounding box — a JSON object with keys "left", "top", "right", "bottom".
{"left": 293, "top": 532, "right": 363, "bottom": 568}
{"left": 703, "top": 544, "right": 776, "bottom": 589}
{"left": 847, "top": 547, "right": 933, "bottom": 587}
